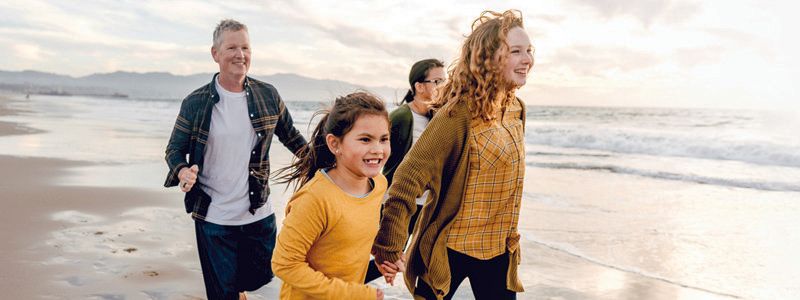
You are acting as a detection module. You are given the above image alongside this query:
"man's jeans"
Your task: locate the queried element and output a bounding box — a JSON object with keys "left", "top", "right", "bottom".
{"left": 195, "top": 214, "right": 276, "bottom": 300}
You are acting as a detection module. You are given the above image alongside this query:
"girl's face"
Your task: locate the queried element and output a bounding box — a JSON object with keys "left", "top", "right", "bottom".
{"left": 329, "top": 114, "right": 391, "bottom": 179}
{"left": 500, "top": 26, "right": 534, "bottom": 88}
{"left": 416, "top": 67, "right": 446, "bottom": 102}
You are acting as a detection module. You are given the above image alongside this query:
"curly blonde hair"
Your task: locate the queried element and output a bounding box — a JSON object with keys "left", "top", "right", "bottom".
{"left": 432, "top": 10, "right": 525, "bottom": 121}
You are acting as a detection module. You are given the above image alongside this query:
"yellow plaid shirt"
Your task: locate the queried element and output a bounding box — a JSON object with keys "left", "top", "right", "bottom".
{"left": 446, "top": 100, "right": 525, "bottom": 259}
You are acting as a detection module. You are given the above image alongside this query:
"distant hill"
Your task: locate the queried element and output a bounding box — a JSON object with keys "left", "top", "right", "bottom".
{"left": 0, "top": 70, "right": 402, "bottom": 102}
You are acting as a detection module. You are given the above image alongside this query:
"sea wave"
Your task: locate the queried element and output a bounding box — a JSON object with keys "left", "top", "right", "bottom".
{"left": 526, "top": 126, "right": 800, "bottom": 168}
{"left": 521, "top": 234, "right": 743, "bottom": 299}
{"left": 528, "top": 162, "right": 800, "bottom": 192}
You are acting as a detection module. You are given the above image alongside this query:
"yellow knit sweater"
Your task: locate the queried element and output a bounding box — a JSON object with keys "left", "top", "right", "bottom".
{"left": 272, "top": 170, "right": 387, "bottom": 300}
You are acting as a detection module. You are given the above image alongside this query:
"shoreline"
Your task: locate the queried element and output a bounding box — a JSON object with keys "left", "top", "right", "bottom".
{"left": 2, "top": 93, "right": 798, "bottom": 299}
{"left": 0, "top": 155, "right": 194, "bottom": 298}
{"left": 0, "top": 96, "right": 43, "bottom": 136}
{"left": 0, "top": 95, "right": 202, "bottom": 298}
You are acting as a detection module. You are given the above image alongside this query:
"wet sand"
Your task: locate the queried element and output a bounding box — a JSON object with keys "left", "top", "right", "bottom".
{"left": 0, "top": 96, "right": 208, "bottom": 298}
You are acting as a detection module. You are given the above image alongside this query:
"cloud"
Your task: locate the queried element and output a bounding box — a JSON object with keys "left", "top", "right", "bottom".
{"left": 11, "top": 43, "right": 50, "bottom": 62}
{"left": 671, "top": 46, "right": 725, "bottom": 67}
{"left": 566, "top": 0, "right": 701, "bottom": 26}
{"left": 139, "top": 1, "right": 242, "bottom": 30}
{"left": 0, "top": 0, "right": 794, "bottom": 110}
{"left": 532, "top": 14, "right": 567, "bottom": 24}
{"left": 238, "top": 1, "right": 471, "bottom": 87}
{"left": 254, "top": 1, "right": 458, "bottom": 58}
{"left": 544, "top": 45, "right": 663, "bottom": 78}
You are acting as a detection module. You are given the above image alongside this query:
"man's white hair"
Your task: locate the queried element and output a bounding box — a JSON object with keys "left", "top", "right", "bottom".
{"left": 212, "top": 19, "right": 248, "bottom": 49}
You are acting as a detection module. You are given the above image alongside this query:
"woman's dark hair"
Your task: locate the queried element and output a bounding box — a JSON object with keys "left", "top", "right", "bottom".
{"left": 401, "top": 58, "right": 445, "bottom": 103}
{"left": 274, "top": 91, "right": 389, "bottom": 190}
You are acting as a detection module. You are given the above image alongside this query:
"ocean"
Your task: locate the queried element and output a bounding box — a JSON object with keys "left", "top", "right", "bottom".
{"left": 1, "top": 94, "right": 798, "bottom": 299}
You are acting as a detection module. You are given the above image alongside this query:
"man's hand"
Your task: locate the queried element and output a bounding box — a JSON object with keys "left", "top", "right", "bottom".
{"left": 178, "top": 165, "right": 199, "bottom": 192}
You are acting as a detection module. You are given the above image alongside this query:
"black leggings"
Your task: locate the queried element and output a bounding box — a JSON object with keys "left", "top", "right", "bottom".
{"left": 414, "top": 249, "right": 516, "bottom": 300}
{"left": 365, "top": 204, "right": 423, "bottom": 283}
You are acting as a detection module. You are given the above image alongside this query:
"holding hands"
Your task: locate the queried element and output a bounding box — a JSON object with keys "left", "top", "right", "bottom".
{"left": 375, "top": 256, "right": 406, "bottom": 286}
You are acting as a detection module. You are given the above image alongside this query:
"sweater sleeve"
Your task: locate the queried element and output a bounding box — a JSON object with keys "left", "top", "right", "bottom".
{"left": 372, "top": 105, "right": 466, "bottom": 264}
{"left": 272, "top": 191, "right": 377, "bottom": 300}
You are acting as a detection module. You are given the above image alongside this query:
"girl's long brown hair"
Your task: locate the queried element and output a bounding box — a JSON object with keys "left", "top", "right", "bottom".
{"left": 432, "top": 10, "right": 525, "bottom": 121}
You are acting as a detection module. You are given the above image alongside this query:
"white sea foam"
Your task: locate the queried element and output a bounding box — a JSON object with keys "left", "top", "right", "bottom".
{"left": 526, "top": 126, "right": 800, "bottom": 168}
{"left": 524, "top": 106, "right": 800, "bottom": 169}
{"left": 528, "top": 161, "right": 800, "bottom": 192}
{"left": 521, "top": 234, "right": 743, "bottom": 299}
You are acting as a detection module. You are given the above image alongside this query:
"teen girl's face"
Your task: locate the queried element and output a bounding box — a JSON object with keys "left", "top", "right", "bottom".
{"left": 501, "top": 26, "right": 534, "bottom": 88}
{"left": 417, "top": 67, "right": 446, "bottom": 102}
{"left": 334, "top": 114, "right": 390, "bottom": 179}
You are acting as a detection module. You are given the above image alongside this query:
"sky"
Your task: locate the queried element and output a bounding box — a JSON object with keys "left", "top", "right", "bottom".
{"left": 0, "top": 0, "right": 798, "bottom": 110}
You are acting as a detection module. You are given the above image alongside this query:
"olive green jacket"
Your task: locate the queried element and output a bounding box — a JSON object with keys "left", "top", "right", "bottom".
{"left": 382, "top": 103, "right": 414, "bottom": 184}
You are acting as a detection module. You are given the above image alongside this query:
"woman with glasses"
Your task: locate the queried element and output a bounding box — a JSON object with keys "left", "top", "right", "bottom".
{"left": 364, "top": 58, "right": 445, "bottom": 283}
{"left": 373, "top": 10, "right": 533, "bottom": 299}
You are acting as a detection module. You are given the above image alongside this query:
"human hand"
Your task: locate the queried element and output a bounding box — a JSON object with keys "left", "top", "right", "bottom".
{"left": 178, "top": 165, "right": 199, "bottom": 192}
{"left": 376, "top": 257, "right": 406, "bottom": 285}
{"left": 376, "top": 288, "right": 384, "bottom": 300}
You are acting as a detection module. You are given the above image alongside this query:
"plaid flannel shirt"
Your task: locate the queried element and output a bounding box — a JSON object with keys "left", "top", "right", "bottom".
{"left": 446, "top": 99, "right": 524, "bottom": 259}
{"left": 164, "top": 73, "right": 306, "bottom": 220}
{"left": 372, "top": 98, "right": 527, "bottom": 297}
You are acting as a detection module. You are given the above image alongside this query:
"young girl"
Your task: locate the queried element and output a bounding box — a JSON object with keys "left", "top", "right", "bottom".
{"left": 373, "top": 10, "right": 534, "bottom": 299}
{"left": 271, "top": 92, "right": 393, "bottom": 300}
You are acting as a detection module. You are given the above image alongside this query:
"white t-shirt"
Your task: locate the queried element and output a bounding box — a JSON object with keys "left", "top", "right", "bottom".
{"left": 199, "top": 77, "right": 272, "bottom": 225}
{"left": 410, "top": 109, "right": 430, "bottom": 206}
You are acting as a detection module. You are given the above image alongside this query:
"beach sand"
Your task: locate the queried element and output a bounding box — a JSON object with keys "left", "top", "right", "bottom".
{"left": 2, "top": 94, "right": 798, "bottom": 299}
{"left": 0, "top": 151, "right": 743, "bottom": 300}
{"left": 0, "top": 96, "right": 215, "bottom": 299}
{"left": 0, "top": 99, "right": 252, "bottom": 299}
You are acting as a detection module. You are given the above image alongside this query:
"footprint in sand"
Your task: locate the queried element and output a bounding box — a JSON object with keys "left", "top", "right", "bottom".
{"left": 51, "top": 210, "right": 104, "bottom": 224}
{"left": 64, "top": 275, "right": 87, "bottom": 287}
{"left": 121, "top": 270, "right": 160, "bottom": 279}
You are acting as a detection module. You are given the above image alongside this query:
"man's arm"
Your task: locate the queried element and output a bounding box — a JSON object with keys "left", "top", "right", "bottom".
{"left": 164, "top": 98, "right": 194, "bottom": 187}
{"left": 271, "top": 89, "right": 307, "bottom": 156}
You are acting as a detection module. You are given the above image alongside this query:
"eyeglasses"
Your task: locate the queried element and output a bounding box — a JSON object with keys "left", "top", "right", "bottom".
{"left": 421, "top": 79, "right": 445, "bottom": 86}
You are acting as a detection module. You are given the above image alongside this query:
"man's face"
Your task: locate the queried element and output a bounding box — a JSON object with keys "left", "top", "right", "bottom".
{"left": 211, "top": 29, "right": 251, "bottom": 80}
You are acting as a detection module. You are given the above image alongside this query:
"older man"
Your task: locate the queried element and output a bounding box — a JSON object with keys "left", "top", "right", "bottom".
{"left": 164, "top": 19, "right": 306, "bottom": 300}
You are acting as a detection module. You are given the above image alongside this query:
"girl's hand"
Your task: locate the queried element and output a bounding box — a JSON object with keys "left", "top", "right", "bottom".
{"left": 377, "top": 288, "right": 384, "bottom": 300}
{"left": 378, "top": 261, "right": 397, "bottom": 285}
{"left": 377, "top": 257, "right": 406, "bottom": 285}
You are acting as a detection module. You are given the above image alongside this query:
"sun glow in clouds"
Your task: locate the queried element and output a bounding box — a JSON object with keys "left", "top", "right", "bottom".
{"left": 0, "top": 0, "right": 797, "bottom": 110}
